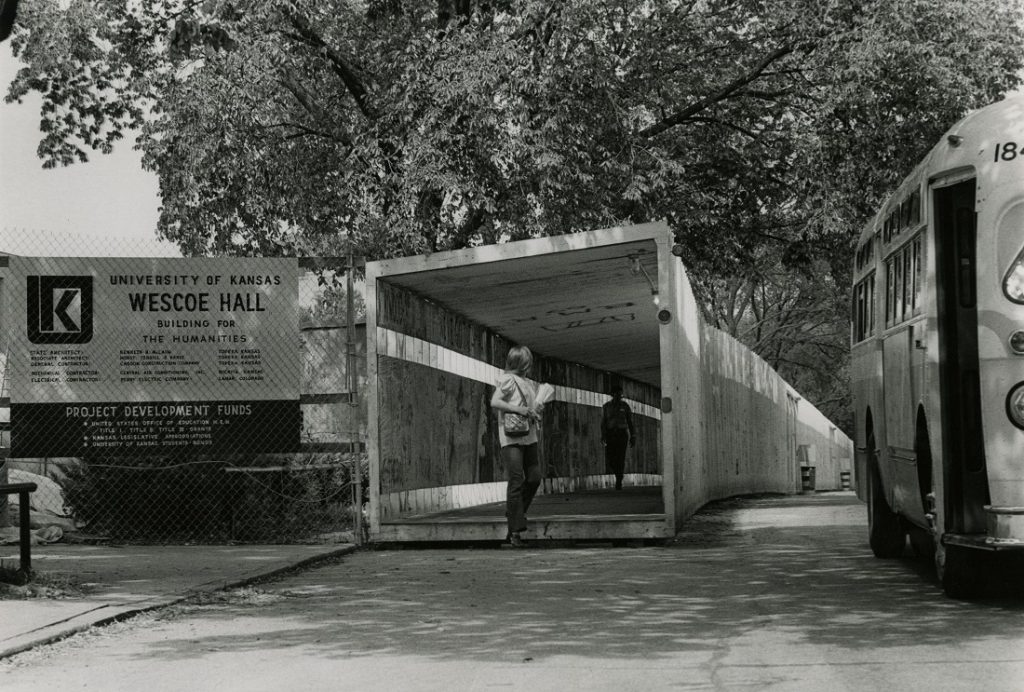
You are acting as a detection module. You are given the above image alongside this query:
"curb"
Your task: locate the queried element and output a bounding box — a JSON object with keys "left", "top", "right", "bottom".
{"left": 0, "top": 544, "right": 358, "bottom": 660}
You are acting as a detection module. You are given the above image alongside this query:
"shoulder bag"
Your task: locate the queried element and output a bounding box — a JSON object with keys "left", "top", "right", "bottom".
{"left": 503, "top": 377, "right": 531, "bottom": 437}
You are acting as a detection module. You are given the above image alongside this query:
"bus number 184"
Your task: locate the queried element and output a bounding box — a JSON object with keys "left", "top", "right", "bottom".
{"left": 994, "top": 142, "right": 1022, "bottom": 162}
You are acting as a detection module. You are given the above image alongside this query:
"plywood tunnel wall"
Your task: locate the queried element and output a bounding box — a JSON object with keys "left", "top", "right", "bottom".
{"left": 533, "top": 360, "right": 660, "bottom": 481}
{"left": 373, "top": 281, "right": 661, "bottom": 510}
{"left": 701, "top": 329, "right": 853, "bottom": 498}
{"left": 664, "top": 249, "right": 855, "bottom": 527}
{"left": 794, "top": 402, "right": 853, "bottom": 491}
{"left": 701, "top": 329, "right": 799, "bottom": 498}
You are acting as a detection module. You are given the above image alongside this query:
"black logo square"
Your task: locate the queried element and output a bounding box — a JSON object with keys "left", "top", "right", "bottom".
{"left": 27, "top": 275, "right": 94, "bottom": 344}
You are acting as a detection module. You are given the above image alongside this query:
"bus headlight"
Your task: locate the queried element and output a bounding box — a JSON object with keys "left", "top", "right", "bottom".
{"left": 1004, "top": 252, "right": 1024, "bottom": 303}
{"left": 1007, "top": 383, "right": 1024, "bottom": 429}
{"left": 1012, "top": 331, "right": 1024, "bottom": 355}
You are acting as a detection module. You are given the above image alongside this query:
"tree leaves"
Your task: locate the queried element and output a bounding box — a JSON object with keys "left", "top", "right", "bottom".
{"left": 168, "top": 17, "right": 236, "bottom": 59}
{"left": 10, "top": 0, "right": 1020, "bottom": 262}
{"left": 6, "top": 0, "right": 1023, "bottom": 428}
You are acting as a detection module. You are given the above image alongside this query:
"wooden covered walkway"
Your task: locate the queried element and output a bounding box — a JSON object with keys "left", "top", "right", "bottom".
{"left": 364, "top": 224, "right": 853, "bottom": 544}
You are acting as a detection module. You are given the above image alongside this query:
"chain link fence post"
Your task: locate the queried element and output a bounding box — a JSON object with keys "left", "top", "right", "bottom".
{"left": 346, "top": 248, "right": 364, "bottom": 544}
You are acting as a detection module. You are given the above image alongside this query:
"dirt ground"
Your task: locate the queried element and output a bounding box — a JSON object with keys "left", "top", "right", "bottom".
{"left": 3, "top": 492, "right": 1024, "bottom": 692}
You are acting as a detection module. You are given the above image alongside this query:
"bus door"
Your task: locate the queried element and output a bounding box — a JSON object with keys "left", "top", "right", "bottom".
{"left": 932, "top": 178, "right": 989, "bottom": 535}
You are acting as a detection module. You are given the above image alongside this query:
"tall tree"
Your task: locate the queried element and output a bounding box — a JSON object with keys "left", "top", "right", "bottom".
{"left": 9, "top": 1, "right": 1020, "bottom": 260}
{"left": 6, "top": 0, "right": 1023, "bottom": 427}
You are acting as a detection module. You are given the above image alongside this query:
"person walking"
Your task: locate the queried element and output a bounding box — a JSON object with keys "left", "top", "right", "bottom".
{"left": 601, "top": 384, "right": 635, "bottom": 490}
{"left": 491, "top": 345, "right": 542, "bottom": 547}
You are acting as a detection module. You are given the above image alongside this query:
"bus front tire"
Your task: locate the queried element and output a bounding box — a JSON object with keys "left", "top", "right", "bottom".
{"left": 867, "top": 457, "right": 905, "bottom": 558}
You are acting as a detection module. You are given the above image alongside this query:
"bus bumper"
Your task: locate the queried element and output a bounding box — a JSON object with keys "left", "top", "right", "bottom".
{"left": 985, "top": 506, "right": 1024, "bottom": 546}
{"left": 943, "top": 506, "right": 1024, "bottom": 551}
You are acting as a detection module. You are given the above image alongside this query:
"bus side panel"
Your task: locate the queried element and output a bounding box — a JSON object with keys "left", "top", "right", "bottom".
{"left": 882, "top": 326, "right": 919, "bottom": 516}
{"left": 851, "top": 341, "right": 884, "bottom": 502}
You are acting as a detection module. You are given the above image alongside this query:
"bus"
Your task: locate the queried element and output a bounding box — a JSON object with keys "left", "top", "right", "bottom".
{"left": 851, "top": 95, "right": 1024, "bottom": 598}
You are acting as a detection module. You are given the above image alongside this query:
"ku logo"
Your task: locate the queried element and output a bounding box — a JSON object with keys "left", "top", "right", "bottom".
{"left": 27, "top": 276, "right": 94, "bottom": 344}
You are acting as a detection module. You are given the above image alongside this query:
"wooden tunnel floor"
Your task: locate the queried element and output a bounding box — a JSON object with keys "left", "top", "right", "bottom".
{"left": 390, "top": 485, "right": 664, "bottom": 523}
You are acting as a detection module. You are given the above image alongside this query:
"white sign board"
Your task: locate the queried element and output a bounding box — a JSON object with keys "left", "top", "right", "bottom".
{"left": 5, "top": 256, "right": 301, "bottom": 456}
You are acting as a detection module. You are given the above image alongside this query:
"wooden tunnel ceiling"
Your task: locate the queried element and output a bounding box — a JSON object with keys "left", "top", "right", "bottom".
{"left": 383, "top": 239, "right": 663, "bottom": 386}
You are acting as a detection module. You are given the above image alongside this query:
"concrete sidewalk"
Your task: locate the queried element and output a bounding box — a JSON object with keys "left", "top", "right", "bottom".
{"left": 0, "top": 542, "right": 356, "bottom": 659}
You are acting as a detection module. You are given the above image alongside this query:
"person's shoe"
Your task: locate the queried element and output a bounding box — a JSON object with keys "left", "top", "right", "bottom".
{"left": 509, "top": 532, "right": 528, "bottom": 548}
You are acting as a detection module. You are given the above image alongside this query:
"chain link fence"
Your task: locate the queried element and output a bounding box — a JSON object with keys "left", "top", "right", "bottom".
{"left": 0, "top": 231, "right": 366, "bottom": 544}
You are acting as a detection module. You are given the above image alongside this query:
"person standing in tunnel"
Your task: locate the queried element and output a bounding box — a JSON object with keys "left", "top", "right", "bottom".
{"left": 491, "top": 345, "right": 543, "bottom": 547}
{"left": 601, "top": 384, "right": 635, "bottom": 490}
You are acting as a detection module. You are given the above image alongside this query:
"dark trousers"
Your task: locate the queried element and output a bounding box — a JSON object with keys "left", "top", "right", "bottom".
{"left": 504, "top": 443, "right": 540, "bottom": 534}
{"left": 605, "top": 430, "right": 629, "bottom": 488}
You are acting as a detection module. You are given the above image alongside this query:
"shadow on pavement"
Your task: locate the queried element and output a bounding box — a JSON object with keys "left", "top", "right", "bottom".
{"left": 123, "top": 493, "right": 1024, "bottom": 666}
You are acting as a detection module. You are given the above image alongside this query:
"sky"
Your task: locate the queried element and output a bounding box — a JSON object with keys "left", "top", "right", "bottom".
{"left": 0, "top": 47, "right": 340, "bottom": 315}
{"left": 0, "top": 46, "right": 177, "bottom": 257}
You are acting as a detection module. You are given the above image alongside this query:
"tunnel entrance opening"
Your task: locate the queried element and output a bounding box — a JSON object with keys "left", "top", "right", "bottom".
{"left": 366, "top": 224, "right": 673, "bottom": 542}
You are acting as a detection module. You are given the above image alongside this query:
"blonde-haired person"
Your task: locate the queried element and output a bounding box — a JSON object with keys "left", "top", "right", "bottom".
{"left": 490, "top": 345, "right": 543, "bottom": 547}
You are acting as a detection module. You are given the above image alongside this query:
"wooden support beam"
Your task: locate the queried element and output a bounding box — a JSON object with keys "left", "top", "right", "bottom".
{"left": 299, "top": 392, "right": 355, "bottom": 405}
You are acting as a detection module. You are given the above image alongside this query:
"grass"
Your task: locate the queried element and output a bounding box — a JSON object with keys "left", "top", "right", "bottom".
{"left": 0, "top": 561, "right": 86, "bottom": 599}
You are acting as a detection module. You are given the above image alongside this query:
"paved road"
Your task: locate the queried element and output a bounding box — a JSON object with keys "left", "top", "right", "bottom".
{"left": 3, "top": 492, "right": 1023, "bottom": 692}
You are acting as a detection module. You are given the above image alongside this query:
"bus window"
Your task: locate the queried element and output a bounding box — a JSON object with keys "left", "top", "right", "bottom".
{"left": 852, "top": 285, "right": 860, "bottom": 341}
{"left": 886, "top": 260, "right": 895, "bottom": 325}
{"left": 909, "top": 190, "right": 921, "bottom": 226}
{"left": 861, "top": 283, "right": 868, "bottom": 340}
{"left": 855, "top": 284, "right": 865, "bottom": 342}
{"left": 853, "top": 273, "right": 876, "bottom": 342}
{"left": 894, "top": 253, "right": 904, "bottom": 322}
{"left": 912, "top": 235, "right": 923, "bottom": 314}
{"left": 902, "top": 246, "right": 912, "bottom": 320}
{"left": 854, "top": 281, "right": 863, "bottom": 342}
{"left": 868, "top": 274, "right": 875, "bottom": 331}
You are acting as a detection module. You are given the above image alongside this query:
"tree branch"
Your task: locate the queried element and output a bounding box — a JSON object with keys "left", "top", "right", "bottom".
{"left": 277, "top": 73, "right": 353, "bottom": 147}
{"left": 638, "top": 43, "right": 794, "bottom": 138}
{"left": 281, "top": 10, "right": 375, "bottom": 121}
{"left": 448, "top": 206, "right": 489, "bottom": 250}
{"left": 685, "top": 116, "right": 759, "bottom": 139}
{"left": 259, "top": 121, "right": 335, "bottom": 141}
